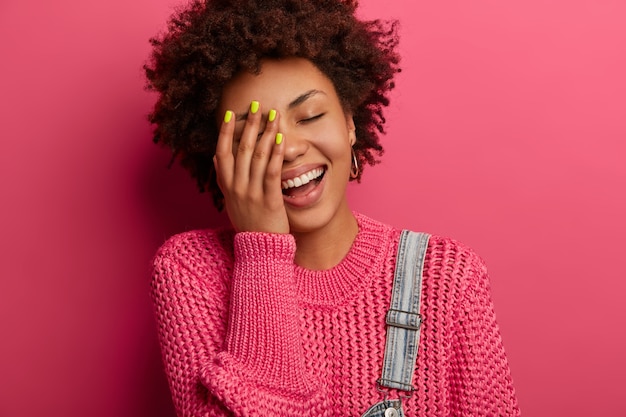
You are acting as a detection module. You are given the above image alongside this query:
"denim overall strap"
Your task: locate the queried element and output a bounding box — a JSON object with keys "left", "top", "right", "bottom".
{"left": 378, "top": 230, "right": 430, "bottom": 392}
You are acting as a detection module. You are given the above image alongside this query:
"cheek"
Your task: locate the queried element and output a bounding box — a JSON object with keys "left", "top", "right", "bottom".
{"left": 322, "top": 140, "right": 352, "bottom": 173}
{"left": 310, "top": 120, "right": 353, "bottom": 160}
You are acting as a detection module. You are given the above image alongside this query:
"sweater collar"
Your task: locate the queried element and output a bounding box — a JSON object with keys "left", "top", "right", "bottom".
{"left": 294, "top": 213, "right": 393, "bottom": 308}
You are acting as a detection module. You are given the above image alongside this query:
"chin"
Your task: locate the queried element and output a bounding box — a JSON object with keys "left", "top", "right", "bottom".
{"left": 286, "top": 200, "right": 350, "bottom": 235}
{"left": 286, "top": 207, "right": 333, "bottom": 234}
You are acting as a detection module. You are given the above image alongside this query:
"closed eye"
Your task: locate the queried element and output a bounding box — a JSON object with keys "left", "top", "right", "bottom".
{"left": 298, "top": 113, "right": 325, "bottom": 124}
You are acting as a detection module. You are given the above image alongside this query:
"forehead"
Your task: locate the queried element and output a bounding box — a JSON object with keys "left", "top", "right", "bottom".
{"left": 219, "top": 58, "right": 338, "bottom": 109}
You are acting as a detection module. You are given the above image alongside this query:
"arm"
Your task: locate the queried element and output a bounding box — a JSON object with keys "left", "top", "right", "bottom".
{"left": 151, "top": 233, "right": 233, "bottom": 417}
{"left": 451, "top": 255, "right": 521, "bottom": 416}
{"left": 151, "top": 231, "right": 329, "bottom": 417}
{"left": 206, "top": 104, "right": 328, "bottom": 414}
{"left": 201, "top": 232, "right": 329, "bottom": 415}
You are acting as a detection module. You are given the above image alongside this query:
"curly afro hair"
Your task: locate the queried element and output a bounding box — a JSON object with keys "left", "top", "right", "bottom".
{"left": 144, "top": 0, "right": 400, "bottom": 210}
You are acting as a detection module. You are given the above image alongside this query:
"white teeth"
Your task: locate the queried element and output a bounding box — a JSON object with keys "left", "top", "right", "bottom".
{"left": 282, "top": 167, "right": 324, "bottom": 189}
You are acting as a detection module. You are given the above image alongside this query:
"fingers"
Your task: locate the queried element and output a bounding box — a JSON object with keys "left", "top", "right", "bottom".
{"left": 249, "top": 108, "right": 283, "bottom": 194}
{"left": 214, "top": 109, "right": 236, "bottom": 191}
{"left": 263, "top": 131, "right": 285, "bottom": 201}
{"left": 215, "top": 101, "right": 284, "bottom": 198}
{"left": 233, "top": 101, "right": 262, "bottom": 187}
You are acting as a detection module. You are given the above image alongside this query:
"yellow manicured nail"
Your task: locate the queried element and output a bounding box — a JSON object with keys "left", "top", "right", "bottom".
{"left": 250, "top": 101, "right": 260, "bottom": 114}
{"left": 268, "top": 109, "right": 277, "bottom": 122}
{"left": 223, "top": 110, "right": 233, "bottom": 123}
{"left": 275, "top": 133, "right": 283, "bottom": 145}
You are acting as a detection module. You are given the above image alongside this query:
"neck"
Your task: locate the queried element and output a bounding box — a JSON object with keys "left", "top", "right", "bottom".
{"left": 292, "top": 208, "right": 358, "bottom": 270}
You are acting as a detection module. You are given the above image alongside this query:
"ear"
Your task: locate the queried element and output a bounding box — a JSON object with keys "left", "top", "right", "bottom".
{"left": 345, "top": 113, "right": 356, "bottom": 146}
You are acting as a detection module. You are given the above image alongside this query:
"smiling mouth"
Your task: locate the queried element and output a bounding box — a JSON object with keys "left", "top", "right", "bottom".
{"left": 281, "top": 167, "right": 326, "bottom": 197}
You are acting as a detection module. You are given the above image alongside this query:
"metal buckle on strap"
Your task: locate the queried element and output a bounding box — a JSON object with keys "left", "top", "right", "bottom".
{"left": 377, "top": 378, "right": 415, "bottom": 394}
{"left": 385, "top": 309, "right": 422, "bottom": 331}
{"left": 376, "top": 379, "right": 414, "bottom": 415}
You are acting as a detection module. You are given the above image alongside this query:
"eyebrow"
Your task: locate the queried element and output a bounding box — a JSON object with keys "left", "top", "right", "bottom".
{"left": 288, "top": 89, "right": 325, "bottom": 109}
{"left": 234, "top": 89, "right": 326, "bottom": 121}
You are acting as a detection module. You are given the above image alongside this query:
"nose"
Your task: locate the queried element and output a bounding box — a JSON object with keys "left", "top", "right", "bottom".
{"left": 280, "top": 125, "right": 309, "bottom": 163}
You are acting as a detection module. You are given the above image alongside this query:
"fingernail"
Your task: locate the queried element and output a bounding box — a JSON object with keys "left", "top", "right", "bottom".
{"left": 223, "top": 110, "right": 233, "bottom": 123}
{"left": 268, "top": 109, "right": 277, "bottom": 122}
{"left": 250, "top": 101, "right": 260, "bottom": 114}
{"left": 275, "top": 133, "right": 283, "bottom": 145}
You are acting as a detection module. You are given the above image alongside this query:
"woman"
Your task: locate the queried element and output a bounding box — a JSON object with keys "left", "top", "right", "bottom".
{"left": 145, "top": 0, "right": 520, "bottom": 415}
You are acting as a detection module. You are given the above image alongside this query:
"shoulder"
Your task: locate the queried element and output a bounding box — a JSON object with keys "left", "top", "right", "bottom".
{"left": 425, "top": 235, "right": 487, "bottom": 273}
{"left": 150, "top": 228, "right": 236, "bottom": 319}
{"left": 152, "top": 227, "right": 236, "bottom": 278}
{"left": 154, "top": 227, "right": 234, "bottom": 259}
{"left": 418, "top": 233, "right": 489, "bottom": 297}
{"left": 354, "top": 211, "right": 401, "bottom": 245}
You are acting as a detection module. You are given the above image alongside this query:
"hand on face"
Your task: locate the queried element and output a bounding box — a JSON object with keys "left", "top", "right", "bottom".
{"left": 214, "top": 101, "right": 289, "bottom": 234}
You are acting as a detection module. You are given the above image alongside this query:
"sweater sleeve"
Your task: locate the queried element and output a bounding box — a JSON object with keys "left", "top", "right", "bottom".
{"left": 201, "top": 232, "right": 329, "bottom": 416}
{"left": 450, "top": 255, "right": 521, "bottom": 416}
{"left": 151, "top": 232, "right": 234, "bottom": 417}
{"left": 151, "top": 231, "right": 329, "bottom": 417}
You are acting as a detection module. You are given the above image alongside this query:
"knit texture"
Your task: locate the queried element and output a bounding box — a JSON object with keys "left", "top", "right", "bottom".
{"left": 151, "top": 213, "right": 520, "bottom": 416}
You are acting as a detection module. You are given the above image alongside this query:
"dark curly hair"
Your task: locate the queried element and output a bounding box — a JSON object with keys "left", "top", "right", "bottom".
{"left": 144, "top": 0, "right": 400, "bottom": 210}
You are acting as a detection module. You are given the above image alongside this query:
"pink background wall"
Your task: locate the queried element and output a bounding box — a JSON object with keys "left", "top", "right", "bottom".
{"left": 1, "top": 0, "right": 624, "bottom": 416}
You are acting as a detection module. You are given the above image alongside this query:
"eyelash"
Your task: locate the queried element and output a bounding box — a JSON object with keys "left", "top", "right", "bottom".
{"left": 298, "top": 113, "right": 324, "bottom": 124}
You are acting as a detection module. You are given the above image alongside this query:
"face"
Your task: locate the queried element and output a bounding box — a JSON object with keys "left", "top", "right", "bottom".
{"left": 217, "top": 57, "right": 356, "bottom": 234}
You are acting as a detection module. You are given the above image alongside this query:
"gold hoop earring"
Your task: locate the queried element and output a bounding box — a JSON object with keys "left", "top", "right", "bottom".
{"left": 350, "top": 148, "right": 359, "bottom": 179}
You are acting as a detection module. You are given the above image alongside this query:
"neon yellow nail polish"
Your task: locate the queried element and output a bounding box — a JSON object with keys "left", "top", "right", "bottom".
{"left": 250, "top": 101, "right": 260, "bottom": 114}
{"left": 275, "top": 133, "right": 283, "bottom": 145}
{"left": 268, "top": 109, "right": 277, "bottom": 122}
{"left": 223, "top": 110, "right": 233, "bottom": 123}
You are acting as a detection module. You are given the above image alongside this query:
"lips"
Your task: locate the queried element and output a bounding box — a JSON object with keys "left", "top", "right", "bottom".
{"left": 281, "top": 166, "right": 326, "bottom": 205}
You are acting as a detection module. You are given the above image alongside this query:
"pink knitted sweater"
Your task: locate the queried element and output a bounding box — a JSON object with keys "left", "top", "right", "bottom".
{"left": 151, "top": 213, "right": 520, "bottom": 416}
